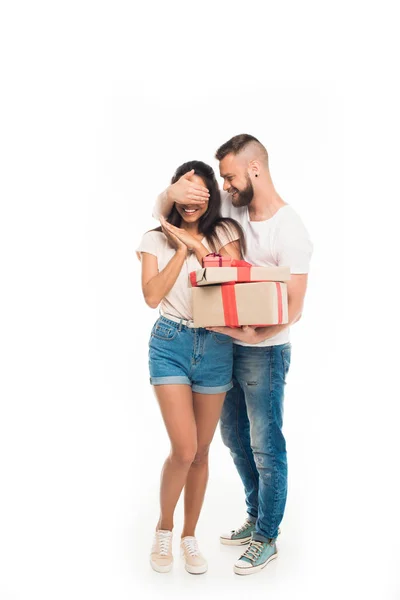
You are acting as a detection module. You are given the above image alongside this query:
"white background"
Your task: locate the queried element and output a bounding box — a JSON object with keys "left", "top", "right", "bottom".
{"left": 1, "top": 1, "right": 399, "bottom": 599}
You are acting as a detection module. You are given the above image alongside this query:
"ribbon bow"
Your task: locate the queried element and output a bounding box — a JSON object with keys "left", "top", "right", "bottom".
{"left": 203, "top": 253, "right": 252, "bottom": 268}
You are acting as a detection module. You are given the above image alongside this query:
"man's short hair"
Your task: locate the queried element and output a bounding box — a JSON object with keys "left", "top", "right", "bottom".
{"left": 215, "top": 134, "right": 268, "bottom": 163}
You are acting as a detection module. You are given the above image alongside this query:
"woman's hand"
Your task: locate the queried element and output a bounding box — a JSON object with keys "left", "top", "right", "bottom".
{"left": 160, "top": 217, "right": 201, "bottom": 251}
{"left": 161, "top": 220, "right": 187, "bottom": 253}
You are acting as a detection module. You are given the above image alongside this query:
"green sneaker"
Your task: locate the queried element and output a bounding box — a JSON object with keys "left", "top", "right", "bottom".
{"left": 234, "top": 539, "right": 277, "bottom": 575}
{"left": 220, "top": 517, "right": 256, "bottom": 546}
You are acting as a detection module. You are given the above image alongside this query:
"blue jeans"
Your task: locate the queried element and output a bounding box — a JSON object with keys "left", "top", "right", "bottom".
{"left": 220, "top": 342, "right": 292, "bottom": 542}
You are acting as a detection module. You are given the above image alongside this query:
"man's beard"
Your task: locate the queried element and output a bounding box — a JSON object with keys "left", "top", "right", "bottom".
{"left": 231, "top": 175, "right": 254, "bottom": 207}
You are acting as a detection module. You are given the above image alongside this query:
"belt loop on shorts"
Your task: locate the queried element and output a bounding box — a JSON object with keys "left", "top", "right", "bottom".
{"left": 161, "top": 312, "right": 196, "bottom": 328}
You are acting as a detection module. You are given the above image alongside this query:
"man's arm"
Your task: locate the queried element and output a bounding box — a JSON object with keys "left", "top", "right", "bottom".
{"left": 255, "top": 273, "right": 308, "bottom": 342}
{"left": 153, "top": 189, "right": 172, "bottom": 220}
{"left": 152, "top": 169, "right": 209, "bottom": 219}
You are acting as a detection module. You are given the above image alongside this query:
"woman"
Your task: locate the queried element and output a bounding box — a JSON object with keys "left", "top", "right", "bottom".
{"left": 136, "top": 161, "right": 245, "bottom": 574}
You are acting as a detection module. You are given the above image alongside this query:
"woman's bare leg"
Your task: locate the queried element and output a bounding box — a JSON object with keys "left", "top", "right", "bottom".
{"left": 154, "top": 384, "right": 197, "bottom": 532}
{"left": 181, "top": 391, "right": 226, "bottom": 538}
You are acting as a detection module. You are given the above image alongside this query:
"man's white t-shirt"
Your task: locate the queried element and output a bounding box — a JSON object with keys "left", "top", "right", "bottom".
{"left": 219, "top": 191, "right": 313, "bottom": 348}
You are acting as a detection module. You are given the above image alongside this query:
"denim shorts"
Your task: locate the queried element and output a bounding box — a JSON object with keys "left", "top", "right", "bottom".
{"left": 148, "top": 316, "right": 234, "bottom": 394}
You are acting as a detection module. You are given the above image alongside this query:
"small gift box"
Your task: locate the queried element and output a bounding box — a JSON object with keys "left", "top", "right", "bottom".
{"left": 202, "top": 253, "right": 232, "bottom": 267}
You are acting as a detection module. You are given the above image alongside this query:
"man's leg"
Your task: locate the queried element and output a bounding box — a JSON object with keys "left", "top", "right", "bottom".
{"left": 220, "top": 347, "right": 259, "bottom": 520}
{"left": 234, "top": 343, "right": 291, "bottom": 542}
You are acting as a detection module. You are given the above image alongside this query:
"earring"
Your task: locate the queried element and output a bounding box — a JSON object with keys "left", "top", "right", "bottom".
{"left": 255, "top": 174, "right": 258, "bottom": 177}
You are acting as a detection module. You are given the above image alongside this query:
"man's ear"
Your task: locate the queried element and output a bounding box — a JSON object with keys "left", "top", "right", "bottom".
{"left": 248, "top": 160, "right": 261, "bottom": 178}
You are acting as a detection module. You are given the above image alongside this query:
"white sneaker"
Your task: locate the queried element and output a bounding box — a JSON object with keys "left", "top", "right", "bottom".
{"left": 180, "top": 536, "right": 208, "bottom": 574}
{"left": 150, "top": 529, "right": 173, "bottom": 573}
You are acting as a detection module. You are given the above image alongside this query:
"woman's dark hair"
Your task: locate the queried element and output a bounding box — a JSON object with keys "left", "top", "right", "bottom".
{"left": 154, "top": 160, "right": 246, "bottom": 255}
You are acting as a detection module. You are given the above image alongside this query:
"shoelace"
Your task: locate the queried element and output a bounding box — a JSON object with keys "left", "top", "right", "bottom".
{"left": 240, "top": 540, "right": 264, "bottom": 563}
{"left": 182, "top": 537, "right": 200, "bottom": 556}
{"left": 154, "top": 531, "right": 171, "bottom": 556}
{"left": 232, "top": 519, "right": 253, "bottom": 535}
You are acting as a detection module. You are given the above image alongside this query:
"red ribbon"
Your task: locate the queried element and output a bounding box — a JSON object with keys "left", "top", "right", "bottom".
{"left": 236, "top": 266, "right": 251, "bottom": 281}
{"left": 276, "top": 282, "right": 283, "bottom": 324}
{"left": 221, "top": 283, "right": 239, "bottom": 327}
{"left": 189, "top": 271, "right": 198, "bottom": 287}
{"left": 229, "top": 259, "right": 252, "bottom": 267}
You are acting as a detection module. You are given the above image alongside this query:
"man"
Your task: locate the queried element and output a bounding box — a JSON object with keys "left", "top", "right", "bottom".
{"left": 152, "top": 134, "right": 313, "bottom": 575}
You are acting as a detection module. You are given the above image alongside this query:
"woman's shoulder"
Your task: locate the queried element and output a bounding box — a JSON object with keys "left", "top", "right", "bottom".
{"left": 208, "top": 219, "right": 242, "bottom": 251}
{"left": 214, "top": 219, "right": 242, "bottom": 238}
{"left": 141, "top": 229, "right": 170, "bottom": 245}
{"left": 137, "top": 229, "right": 167, "bottom": 255}
{"left": 141, "top": 229, "right": 165, "bottom": 241}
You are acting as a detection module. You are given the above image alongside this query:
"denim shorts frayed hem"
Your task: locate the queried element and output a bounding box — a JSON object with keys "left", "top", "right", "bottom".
{"left": 150, "top": 376, "right": 233, "bottom": 395}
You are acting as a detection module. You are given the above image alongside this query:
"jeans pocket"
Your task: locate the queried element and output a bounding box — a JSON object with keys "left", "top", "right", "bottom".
{"left": 151, "top": 321, "right": 178, "bottom": 341}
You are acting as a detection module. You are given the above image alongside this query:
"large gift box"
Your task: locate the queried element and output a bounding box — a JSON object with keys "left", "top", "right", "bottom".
{"left": 190, "top": 255, "right": 290, "bottom": 327}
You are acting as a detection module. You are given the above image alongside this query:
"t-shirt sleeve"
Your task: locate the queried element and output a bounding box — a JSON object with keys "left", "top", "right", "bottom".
{"left": 275, "top": 217, "right": 313, "bottom": 274}
{"left": 136, "top": 231, "right": 160, "bottom": 258}
{"left": 214, "top": 221, "right": 241, "bottom": 251}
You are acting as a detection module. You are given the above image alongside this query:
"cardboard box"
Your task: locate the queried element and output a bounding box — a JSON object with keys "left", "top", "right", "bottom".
{"left": 190, "top": 265, "right": 290, "bottom": 287}
{"left": 192, "top": 281, "right": 288, "bottom": 327}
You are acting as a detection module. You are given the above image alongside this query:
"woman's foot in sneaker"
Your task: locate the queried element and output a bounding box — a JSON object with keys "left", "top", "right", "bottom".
{"left": 180, "top": 536, "right": 208, "bottom": 574}
{"left": 150, "top": 529, "right": 173, "bottom": 573}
